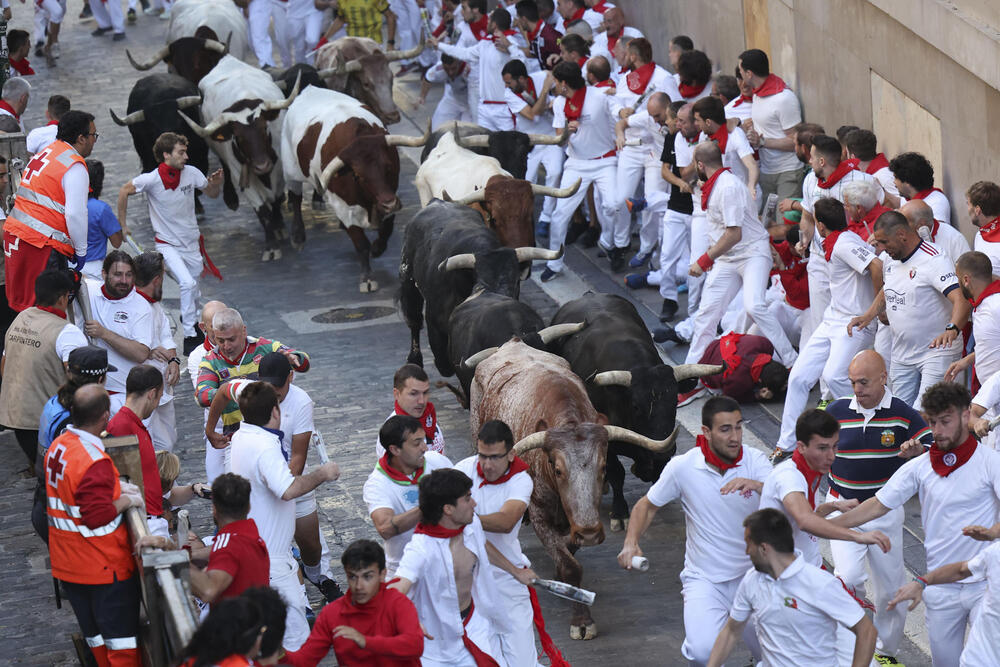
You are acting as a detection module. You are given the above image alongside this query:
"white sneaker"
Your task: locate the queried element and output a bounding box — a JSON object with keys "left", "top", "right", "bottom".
{"left": 159, "top": 8, "right": 170, "bottom": 19}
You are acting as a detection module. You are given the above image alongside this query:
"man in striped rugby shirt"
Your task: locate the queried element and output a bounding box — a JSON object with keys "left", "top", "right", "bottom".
{"left": 823, "top": 349, "right": 932, "bottom": 664}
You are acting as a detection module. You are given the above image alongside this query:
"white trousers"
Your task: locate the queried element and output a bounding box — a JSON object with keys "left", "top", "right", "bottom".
{"left": 389, "top": 0, "right": 420, "bottom": 64}
{"left": 680, "top": 571, "right": 759, "bottom": 666}
{"left": 286, "top": 4, "right": 325, "bottom": 64}
{"left": 431, "top": 90, "right": 472, "bottom": 130}
{"left": 82, "top": 259, "right": 104, "bottom": 282}
{"left": 206, "top": 442, "right": 229, "bottom": 483}
{"left": 548, "top": 157, "right": 618, "bottom": 272}
{"left": 684, "top": 254, "right": 798, "bottom": 366}
{"left": 890, "top": 347, "right": 962, "bottom": 411}
{"left": 271, "top": 555, "right": 310, "bottom": 651}
{"left": 493, "top": 572, "right": 541, "bottom": 667}
{"left": 686, "top": 210, "right": 708, "bottom": 315}
{"left": 248, "top": 0, "right": 276, "bottom": 67}
{"left": 525, "top": 145, "right": 564, "bottom": 224}
{"left": 477, "top": 104, "right": 515, "bottom": 132}
{"left": 776, "top": 319, "right": 875, "bottom": 450}
{"left": 159, "top": 243, "right": 201, "bottom": 338}
{"left": 874, "top": 322, "right": 893, "bottom": 375}
{"left": 90, "top": 0, "right": 125, "bottom": 33}
{"left": 147, "top": 398, "right": 177, "bottom": 451}
{"left": 825, "top": 491, "right": 906, "bottom": 657}
{"left": 37, "top": 0, "right": 66, "bottom": 25}
{"left": 923, "top": 580, "right": 986, "bottom": 667}
{"left": 421, "top": 603, "right": 505, "bottom": 667}
{"left": 613, "top": 148, "right": 668, "bottom": 256}
{"left": 647, "top": 210, "right": 691, "bottom": 301}
{"left": 801, "top": 256, "right": 830, "bottom": 349}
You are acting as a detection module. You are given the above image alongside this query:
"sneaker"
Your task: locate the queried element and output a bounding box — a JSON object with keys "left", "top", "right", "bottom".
{"left": 609, "top": 247, "right": 627, "bottom": 272}
{"left": 628, "top": 251, "right": 652, "bottom": 268}
{"left": 112, "top": 31, "right": 126, "bottom": 40}
{"left": 127, "top": 8, "right": 136, "bottom": 22}
{"left": 159, "top": 8, "right": 171, "bottom": 19}
{"left": 317, "top": 576, "right": 344, "bottom": 604}
{"left": 91, "top": 26, "right": 111, "bottom": 36}
{"left": 816, "top": 399, "right": 831, "bottom": 410}
{"left": 874, "top": 656, "right": 903, "bottom": 666}
{"left": 624, "top": 273, "right": 648, "bottom": 289}
{"left": 652, "top": 325, "right": 684, "bottom": 345}
{"left": 79, "top": 4, "right": 92, "bottom": 18}
{"left": 769, "top": 447, "right": 793, "bottom": 465}
{"left": 539, "top": 267, "right": 559, "bottom": 282}
{"left": 677, "top": 382, "right": 706, "bottom": 407}
{"left": 626, "top": 196, "right": 647, "bottom": 214}
{"left": 659, "top": 298, "right": 678, "bottom": 322}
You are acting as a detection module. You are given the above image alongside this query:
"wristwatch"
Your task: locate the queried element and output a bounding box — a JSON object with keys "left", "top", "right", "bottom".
{"left": 168, "top": 357, "right": 181, "bottom": 365}
{"left": 945, "top": 323, "right": 959, "bottom": 333}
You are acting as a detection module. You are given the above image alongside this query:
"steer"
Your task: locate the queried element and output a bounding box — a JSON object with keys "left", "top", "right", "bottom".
{"left": 179, "top": 55, "right": 299, "bottom": 260}
{"left": 281, "top": 86, "right": 428, "bottom": 292}
{"left": 550, "top": 293, "right": 722, "bottom": 530}
{"left": 399, "top": 202, "right": 558, "bottom": 375}
{"left": 125, "top": 35, "right": 228, "bottom": 84}
{"left": 468, "top": 338, "right": 676, "bottom": 640}
{"left": 420, "top": 121, "right": 566, "bottom": 178}
{"left": 416, "top": 133, "right": 579, "bottom": 249}
{"left": 314, "top": 37, "right": 423, "bottom": 125}
{"left": 167, "top": 0, "right": 250, "bottom": 62}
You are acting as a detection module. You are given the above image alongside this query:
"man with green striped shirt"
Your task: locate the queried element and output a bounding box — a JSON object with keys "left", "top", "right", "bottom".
{"left": 824, "top": 350, "right": 931, "bottom": 664}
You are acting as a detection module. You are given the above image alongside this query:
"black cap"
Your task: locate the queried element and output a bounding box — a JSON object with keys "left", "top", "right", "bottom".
{"left": 67, "top": 345, "right": 117, "bottom": 376}
{"left": 258, "top": 352, "right": 292, "bottom": 387}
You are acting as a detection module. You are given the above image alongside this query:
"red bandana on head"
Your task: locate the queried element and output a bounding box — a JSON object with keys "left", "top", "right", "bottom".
{"left": 414, "top": 522, "right": 463, "bottom": 539}
{"left": 752, "top": 73, "right": 787, "bottom": 97}
{"left": 700, "top": 167, "right": 730, "bottom": 211}
{"left": 822, "top": 230, "right": 843, "bottom": 262}
{"left": 477, "top": 456, "right": 529, "bottom": 487}
{"left": 708, "top": 126, "right": 728, "bottom": 154}
{"left": 929, "top": 434, "right": 977, "bottom": 477}
{"left": 625, "top": 62, "right": 655, "bottom": 95}
{"left": 791, "top": 448, "right": 822, "bottom": 509}
{"left": 469, "top": 15, "right": 489, "bottom": 40}
{"left": 678, "top": 81, "right": 707, "bottom": 99}
{"left": 972, "top": 280, "right": 1000, "bottom": 310}
{"left": 817, "top": 160, "right": 855, "bottom": 189}
{"left": 395, "top": 400, "right": 437, "bottom": 442}
{"left": 979, "top": 217, "right": 1000, "bottom": 243}
{"left": 8, "top": 58, "right": 34, "bottom": 76}
{"left": 697, "top": 434, "right": 742, "bottom": 472}
{"left": 563, "top": 85, "right": 587, "bottom": 121}
{"left": 864, "top": 153, "right": 889, "bottom": 174}
{"left": 158, "top": 163, "right": 181, "bottom": 190}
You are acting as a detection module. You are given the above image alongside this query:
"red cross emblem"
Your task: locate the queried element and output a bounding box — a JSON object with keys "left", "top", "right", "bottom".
{"left": 22, "top": 148, "right": 52, "bottom": 185}
{"left": 47, "top": 443, "right": 67, "bottom": 488}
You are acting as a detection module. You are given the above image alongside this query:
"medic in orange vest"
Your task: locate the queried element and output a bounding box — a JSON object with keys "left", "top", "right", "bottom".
{"left": 2, "top": 111, "right": 98, "bottom": 312}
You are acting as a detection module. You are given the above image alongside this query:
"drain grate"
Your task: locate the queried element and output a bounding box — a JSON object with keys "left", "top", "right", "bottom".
{"left": 311, "top": 305, "right": 396, "bottom": 324}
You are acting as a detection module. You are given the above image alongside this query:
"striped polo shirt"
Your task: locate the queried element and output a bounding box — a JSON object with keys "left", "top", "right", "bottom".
{"left": 827, "top": 389, "right": 933, "bottom": 501}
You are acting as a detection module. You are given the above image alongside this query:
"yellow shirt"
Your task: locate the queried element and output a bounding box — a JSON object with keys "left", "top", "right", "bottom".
{"left": 337, "top": 0, "right": 390, "bottom": 43}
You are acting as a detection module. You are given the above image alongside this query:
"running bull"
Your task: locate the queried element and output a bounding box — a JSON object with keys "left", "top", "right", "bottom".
{"left": 420, "top": 121, "right": 567, "bottom": 179}
{"left": 167, "top": 0, "right": 250, "bottom": 62}
{"left": 125, "top": 34, "right": 229, "bottom": 84}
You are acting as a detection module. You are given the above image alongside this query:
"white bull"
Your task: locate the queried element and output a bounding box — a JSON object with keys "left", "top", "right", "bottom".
{"left": 414, "top": 133, "right": 511, "bottom": 207}
{"left": 168, "top": 0, "right": 250, "bottom": 62}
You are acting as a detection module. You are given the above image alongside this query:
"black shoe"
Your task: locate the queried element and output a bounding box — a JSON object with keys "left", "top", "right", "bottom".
{"left": 609, "top": 247, "right": 626, "bottom": 272}
{"left": 652, "top": 325, "right": 684, "bottom": 345}
{"left": 79, "top": 4, "right": 92, "bottom": 18}
{"left": 183, "top": 330, "right": 205, "bottom": 355}
{"left": 580, "top": 227, "right": 599, "bottom": 248}
{"left": 127, "top": 7, "right": 136, "bottom": 21}
{"left": 318, "top": 576, "right": 344, "bottom": 604}
{"left": 34, "top": 41, "right": 44, "bottom": 57}
{"left": 540, "top": 267, "right": 559, "bottom": 282}
{"left": 112, "top": 31, "right": 126, "bottom": 40}
{"left": 91, "top": 26, "right": 112, "bottom": 35}
{"left": 659, "top": 299, "right": 678, "bottom": 322}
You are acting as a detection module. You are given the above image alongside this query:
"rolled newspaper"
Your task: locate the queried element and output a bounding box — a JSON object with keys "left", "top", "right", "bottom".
{"left": 630, "top": 556, "right": 649, "bottom": 572}
{"left": 531, "top": 577, "right": 596, "bottom": 606}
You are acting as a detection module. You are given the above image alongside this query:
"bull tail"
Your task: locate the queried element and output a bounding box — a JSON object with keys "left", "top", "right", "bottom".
{"left": 435, "top": 380, "right": 468, "bottom": 409}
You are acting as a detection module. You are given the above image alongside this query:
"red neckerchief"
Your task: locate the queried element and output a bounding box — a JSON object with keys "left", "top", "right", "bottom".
{"left": 678, "top": 81, "right": 707, "bottom": 99}
{"left": 928, "top": 434, "right": 977, "bottom": 477}
{"left": 563, "top": 86, "right": 587, "bottom": 121}
{"left": 822, "top": 230, "right": 843, "bottom": 262}
{"left": 817, "top": 160, "right": 855, "bottom": 189}
{"left": 518, "top": 78, "right": 537, "bottom": 104}
{"left": 461, "top": 600, "right": 501, "bottom": 667}
{"left": 700, "top": 167, "right": 730, "bottom": 211}
{"left": 911, "top": 187, "right": 944, "bottom": 201}
{"left": 697, "top": 434, "right": 742, "bottom": 472}
{"left": 46, "top": 119, "right": 58, "bottom": 126}
{"left": 477, "top": 456, "right": 529, "bottom": 487}
{"left": 979, "top": 217, "right": 1000, "bottom": 243}
{"left": 732, "top": 94, "right": 752, "bottom": 107}
{"left": 100, "top": 285, "right": 128, "bottom": 301}
{"left": 136, "top": 289, "right": 157, "bottom": 304}
{"left": 0, "top": 100, "right": 20, "bottom": 120}
{"left": 217, "top": 339, "right": 250, "bottom": 366}
{"left": 708, "top": 126, "right": 728, "bottom": 153}
{"left": 158, "top": 162, "right": 181, "bottom": 190}
{"left": 525, "top": 20, "right": 542, "bottom": 42}
{"left": 575, "top": 56, "right": 588, "bottom": 67}
{"left": 972, "top": 280, "right": 1000, "bottom": 310}
{"left": 487, "top": 29, "right": 518, "bottom": 41}
{"left": 569, "top": 7, "right": 585, "bottom": 21}
{"left": 606, "top": 30, "right": 621, "bottom": 52}
{"left": 861, "top": 203, "right": 892, "bottom": 230}
{"left": 414, "top": 522, "right": 463, "bottom": 538}
{"left": 469, "top": 15, "right": 489, "bottom": 40}
{"left": 9, "top": 58, "right": 34, "bottom": 76}
{"left": 752, "top": 73, "right": 787, "bottom": 97}
{"left": 376, "top": 454, "right": 425, "bottom": 485}
{"left": 594, "top": 79, "right": 615, "bottom": 89}
{"left": 750, "top": 354, "right": 772, "bottom": 383}
{"left": 591, "top": 0, "right": 610, "bottom": 13}
{"left": 625, "top": 61, "right": 655, "bottom": 94}
{"left": 791, "top": 448, "right": 822, "bottom": 509}
{"left": 203, "top": 338, "right": 213, "bottom": 352}
{"left": 37, "top": 305, "right": 67, "bottom": 319}
{"left": 929, "top": 219, "right": 941, "bottom": 242}
{"left": 395, "top": 400, "right": 437, "bottom": 442}
{"left": 864, "top": 153, "right": 889, "bottom": 174}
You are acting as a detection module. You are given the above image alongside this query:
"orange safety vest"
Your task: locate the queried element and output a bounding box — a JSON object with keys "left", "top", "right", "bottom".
{"left": 3, "top": 140, "right": 85, "bottom": 257}
{"left": 44, "top": 429, "right": 135, "bottom": 585}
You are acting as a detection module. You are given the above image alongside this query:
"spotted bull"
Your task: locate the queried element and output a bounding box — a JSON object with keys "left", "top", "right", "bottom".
{"left": 167, "top": 0, "right": 250, "bottom": 62}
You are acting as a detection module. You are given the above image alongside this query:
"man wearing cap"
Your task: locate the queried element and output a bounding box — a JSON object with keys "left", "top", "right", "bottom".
{"left": 1, "top": 269, "right": 87, "bottom": 467}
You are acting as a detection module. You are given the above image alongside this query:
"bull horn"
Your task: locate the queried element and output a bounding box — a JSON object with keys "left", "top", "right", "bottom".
{"left": 537, "top": 321, "right": 585, "bottom": 344}
{"left": 532, "top": 177, "right": 582, "bottom": 199}
{"left": 317, "top": 58, "right": 363, "bottom": 77}
{"left": 455, "top": 133, "right": 489, "bottom": 149}
{"left": 175, "top": 95, "right": 202, "bottom": 110}
{"left": 126, "top": 46, "right": 169, "bottom": 70}
{"left": 527, "top": 127, "right": 570, "bottom": 146}
{"left": 319, "top": 156, "right": 346, "bottom": 189}
{"left": 672, "top": 363, "right": 724, "bottom": 382}
{"left": 513, "top": 431, "right": 548, "bottom": 455}
{"left": 109, "top": 108, "right": 145, "bottom": 126}
{"left": 225, "top": 32, "right": 232, "bottom": 52}
{"left": 604, "top": 424, "right": 679, "bottom": 453}
{"left": 177, "top": 109, "right": 222, "bottom": 138}
{"left": 514, "top": 245, "right": 563, "bottom": 263}
{"left": 462, "top": 346, "right": 499, "bottom": 369}
{"left": 262, "top": 72, "right": 301, "bottom": 111}
{"left": 203, "top": 37, "right": 228, "bottom": 54}
{"left": 437, "top": 253, "right": 476, "bottom": 272}
{"left": 384, "top": 38, "right": 425, "bottom": 62}
{"left": 591, "top": 370, "right": 632, "bottom": 387}
{"left": 385, "top": 120, "right": 431, "bottom": 147}
{"left": 448, "top": 188, "right": 487, "bottom": 206}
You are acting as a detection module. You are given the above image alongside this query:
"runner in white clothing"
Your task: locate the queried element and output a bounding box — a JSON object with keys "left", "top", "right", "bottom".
{"left": 618, "top": 397, "right": 768, "bottom": 665}
{"left": 834, "top": 382, "right": 1000, "bottom": 667}
{"left": 117, "top": 133, "right": 223, "bottom": 354}
{"left": 25, "top": 94, "right": 69, "bottom": 155}
{"left": 375, "top": 363, "right": 446, "bottom": 458}
{"left": 948, "top": 251, "right": 1000, "bottom": 387}
{"left": 886, "top": 152, "right": 951, "bottom": 225}
{"left": 133, "top": 252, "right": 179, "bottom": 452}
{"left": 966, "top": 180, "right": 1000, "bottom": 276}
{"left": 421, "top": 54, "right": 473, "bottom": 129}
{"left": 900, "top": 199, "right": 970, "bottom": 263}
{"left": 692, "top": 95, "right": 758, "bottom": 197}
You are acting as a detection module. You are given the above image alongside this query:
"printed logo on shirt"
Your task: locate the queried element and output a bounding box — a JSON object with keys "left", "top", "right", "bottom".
{"left": 885, "top": 289, "right": 905, "bottom": 310}
{"left": 940, "top": 272, "right": 956, "bottom": 282}
{"left": 113, "top": 311, "right": 129, "bottom": 323}
{"left": 404, "top": 489, "right": 419, "bottom": 504}
{"left": 219, "top": 368, "right": 231, "bottom": 380}
{"left": 181, "top": 184, "right": 194, "bottom": 194}
{"left": 783, "top": 596, "right": 798, "bottom": 609}
{"left": 909, "top": 269, "right": 917, "bottom": 279}
{"left": 880, "top": 430, "right": 895, "bottom": 447}
{"left": 214, "top": 533, "right": 230, "bottom": 550}
{"left": 850, "top": 246, "right": 872, "bottom": 262}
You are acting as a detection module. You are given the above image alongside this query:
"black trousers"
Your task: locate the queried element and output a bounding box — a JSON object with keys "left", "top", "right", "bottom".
{"left": 13, "top": 428, "right": 38, "bottom": 466}
{"left": 61, "top": 573, "right": 141, "bottom": 653}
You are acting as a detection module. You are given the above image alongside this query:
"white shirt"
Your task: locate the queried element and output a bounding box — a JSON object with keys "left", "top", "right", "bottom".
{"left": 972, "top": 373, "right": 1000, "bottom": 452}
{"left": 424, "top": 60, "right": 470, "bottom": 106}
{"left": 882, "top": 240, "right": 961, "bottom": 365}
{"left": 975, "top": 222, "right": 1000, "bottom": 276}
{"left": 438, "top": 37, "right": 528, "bottom": 105}
{"left": 614, "top": 64, "right": 674, "bottom": 110}
{"left": 64, "top": 160, "right": 91, "bottom": 258}
{"left": 699, "top": 128, "right": 754, "bottom": 186}
{"left": 731, "top": 553, "right": 865, "bottom": 667}
{"left": 362, "top": 451, "right": 454, "bottom": 574}
{"left": 903, "top": 189, "right": 951, "bottom": 227}
{"left": 822, "top": 231, "right": 877, "bottom": 323}
{"left": 188, "top": 340, "right": 211, "bottom": 391}
{"left": 922, "top": 220, "right": 971, "bottom": 263}
{"left": 455, "top": 455, "right": 533, "bottom": 570}
{"left": 973, "top": 289, "right": 1000, "bottom": 384}
{"left": 375, "top": 408, "right": 446, "bottom": 458}
{"left": 26, "top": 124, "right": 58, "bottom": 155}
{"left": 704, "top": 169, "right": 769, "bottom": 263}
{"left": 876, "top": 445, "right": 1000, "bottom": 574}
{"left": 132, "top": 166, "right": 207, "bottom": 252}
{"left": 147, "top": 299, "right": 175, "bottom": 405}
{"left": 552, "top": 87, "right": 618, "bottom": 161}
{"left": 56, "top": 323, "right": 88, "bottom": 362}
{"left": 589, "top": 26, "right": 643, "bottom": 65}
{"left": 760, "top": 459, "right": 822, "bottom": 566}
{"left": 801, "top": 168, "right": 881, "bottom": 215}
{"left": 504, "top": 71, "right": 553, "bottom": 135}
{"left": 723, "top": 96, "right": 752, "bottom": 123}
{"left": 229, "top": 379, "right": 315, "bottom": 459}
{"left": 623, "top": 110, "right": 666, "bottom": 159}
{"left": 865, "top": 164, "right": 899, "bottom": 198}
{"left": 83, "top": 280, "right": 154, "bottom": 394}
{"left": 647, "top": 445, "right": 770, "bottom": 582}
{"left": 749, "top": 88, "right": 802, "bottom": 174}
{"left": 961, "top": 542, "right": 1000, "bottom": 666}
{"left": 228, "top": 422, "right": 296, "bottom": 561}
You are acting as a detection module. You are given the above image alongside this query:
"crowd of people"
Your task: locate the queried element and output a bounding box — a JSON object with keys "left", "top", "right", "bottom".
{"left": 2, "top": 0, "right": 1000, "bottom": 666}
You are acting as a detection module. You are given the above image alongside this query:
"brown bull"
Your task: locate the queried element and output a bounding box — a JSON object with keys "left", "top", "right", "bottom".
{"left": 469, "top": 339, "right": 676, "bottom": 640}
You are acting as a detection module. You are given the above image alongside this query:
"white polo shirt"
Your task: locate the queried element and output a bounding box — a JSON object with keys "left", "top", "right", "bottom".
{"left": 973, "top": 288, "right": 1000, "bottom": 384}
{"left": 504, "top": 71, "right": 553, "bottom": 135}
{"left": 26, "top": 123, "right": 58, "bottom": 155}
{"left": 731, "top": 553, "right": 865, "bottom": 667}
{"left": 760, "top": 459, "right": 822, "bottom": 567}
{"left": 882, "top": 240, "right": 961, "bottom": 365}
{"left": 704, "top": 169, "right": 769, "bottom": 263}
{"left": 84, "top": 280, "right": 154, "bottom": 394}
{"left": 924, "top": 220, "right": 971, "bottom": 263}
{"left": 876, "top": 444, "right": 1000, "bottom": 573}
{"left": 647, "top": 445, "right": 770, "bottom": 582}
{"left": 455, "top": 455, "right": 533, "bottom": 569}
{"left": 132, "top": 166, "right": 207, "bottom": 252}
{"left": 961, "top": 542, "right": 1000, "bottom": 666}
{"left": 553, "top": 87, "right": 618, "bottom": 161}
{"left": 362, "top": 451, "right": 454, "bottom": 574}
{"left": 822, "top": 231, "right": 877, "bottom": 324}
{"left": 699, "top": 127, "right": 755, "bottom": 186}
{"left": 749, "top": 88, "right": 802, "bottom": 174}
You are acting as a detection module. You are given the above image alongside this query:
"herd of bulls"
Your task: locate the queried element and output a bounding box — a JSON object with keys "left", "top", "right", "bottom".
{"left": 113, "top": 0, "right": 725, "bottom": 639}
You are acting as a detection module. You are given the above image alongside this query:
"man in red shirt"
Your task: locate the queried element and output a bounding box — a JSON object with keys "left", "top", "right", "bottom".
{"left": 280, "top": 539, "right": 423, "bottom": 666}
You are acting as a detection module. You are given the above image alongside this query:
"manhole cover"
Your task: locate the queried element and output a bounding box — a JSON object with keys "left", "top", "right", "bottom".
{"left": 311, "top": 305, "right": 396, "bottom": 324}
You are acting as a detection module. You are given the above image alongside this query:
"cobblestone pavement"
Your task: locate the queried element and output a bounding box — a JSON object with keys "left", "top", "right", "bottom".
{"left": 0, "top": 7, "right": 930, "bottom": 666}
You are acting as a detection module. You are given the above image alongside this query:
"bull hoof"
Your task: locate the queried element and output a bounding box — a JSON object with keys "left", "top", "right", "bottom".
{"left": 291, "top": 235, "right": 305, "bottom": 251}
{"left": 359, "top": 278, "right": 379, "bottom": 293}
{"left": 569, "top": 623, "right": 597, "bottom": 640}
{"left": 610, "top": 518, "right": 626, "bottom": 532}
{"left": 371, "top": 239, "right": 388, "bottom": 258}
